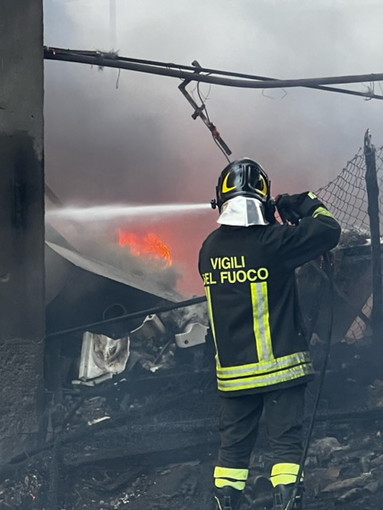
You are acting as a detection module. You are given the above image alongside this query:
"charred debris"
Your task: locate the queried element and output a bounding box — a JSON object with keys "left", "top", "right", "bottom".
{"left": 0, "top": 218, "right": 383, "bottom": 509}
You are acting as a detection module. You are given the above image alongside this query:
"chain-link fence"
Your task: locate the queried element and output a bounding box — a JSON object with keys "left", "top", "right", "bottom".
{"left": 315, "top": 145, "right": 383, "bottom": 341}
{"left": 317, "top": 146, "right": 383, "bottom": 234}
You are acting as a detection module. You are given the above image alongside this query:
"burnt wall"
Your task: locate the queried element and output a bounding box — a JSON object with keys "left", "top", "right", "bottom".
{"left": 0, "top": 0, "right": 45, "bottom": 461}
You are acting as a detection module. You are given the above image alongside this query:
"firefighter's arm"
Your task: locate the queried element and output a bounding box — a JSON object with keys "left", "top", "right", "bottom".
{"left": 275, "top": 192, "right": 341, "bottom": 270}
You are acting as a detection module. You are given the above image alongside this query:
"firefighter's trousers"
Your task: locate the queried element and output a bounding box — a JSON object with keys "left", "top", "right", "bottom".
{"left": 214, "top": 384, "right": 306, "bottom": 491}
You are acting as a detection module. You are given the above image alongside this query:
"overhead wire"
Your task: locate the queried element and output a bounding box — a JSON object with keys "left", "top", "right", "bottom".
{"left": 44, "top": 47, "right": 383, "bottom": 100}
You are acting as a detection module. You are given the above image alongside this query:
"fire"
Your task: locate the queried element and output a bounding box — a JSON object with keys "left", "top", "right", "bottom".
{"left": 118, "top": 230, "right": 172, "bottom": 267}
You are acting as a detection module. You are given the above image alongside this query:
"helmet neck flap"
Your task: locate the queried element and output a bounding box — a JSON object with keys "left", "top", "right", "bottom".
{"left": 217, "top": 196, "right": 269, "bottom": 226}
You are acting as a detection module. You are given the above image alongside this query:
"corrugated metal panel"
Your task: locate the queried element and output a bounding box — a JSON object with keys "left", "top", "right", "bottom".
{"left": 46, "top": 241, "right": 181, "bottom": 303}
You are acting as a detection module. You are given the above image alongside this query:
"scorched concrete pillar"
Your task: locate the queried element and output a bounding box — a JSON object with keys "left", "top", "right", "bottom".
{"left": 0, "top": 0, "right": 45, "bottom": 461}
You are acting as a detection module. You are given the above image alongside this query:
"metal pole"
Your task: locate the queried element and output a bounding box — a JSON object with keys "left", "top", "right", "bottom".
{"left": 46, "top": 295, "right": 207, "bottom": 339}
{"left": 364, "top": 129, "right": 383, "bottom": 341}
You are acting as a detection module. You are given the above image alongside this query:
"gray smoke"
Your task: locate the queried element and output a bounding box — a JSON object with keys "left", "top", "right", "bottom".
{"left": 43, "top": 0, "right": 383, "bottom": 294}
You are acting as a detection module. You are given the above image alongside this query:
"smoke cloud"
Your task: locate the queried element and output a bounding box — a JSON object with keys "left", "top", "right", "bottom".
{"left": 43, "top": 0, "right": 383, "bottom": 294}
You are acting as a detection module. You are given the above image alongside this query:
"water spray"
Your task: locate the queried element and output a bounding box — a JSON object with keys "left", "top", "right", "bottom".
{"left": 46, "top": 203, "right": 211, "bottom": 222}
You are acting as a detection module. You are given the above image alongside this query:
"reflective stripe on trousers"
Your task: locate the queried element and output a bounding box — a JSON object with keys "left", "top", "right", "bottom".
{"left": 214, "top": 466, "right": 249, "bottom": 491}
{"left": 270, "top": 463, "right": 303, "bottom": 487}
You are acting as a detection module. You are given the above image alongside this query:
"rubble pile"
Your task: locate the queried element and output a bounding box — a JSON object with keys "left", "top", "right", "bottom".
{"left": 337, "top": 228, "right": 370, "bottom": 248}
{"left": 1, "top": 342, "right": 383, "bottom": 510}
{"left": 304, "top": 419, "right": 383, "bottom": 509}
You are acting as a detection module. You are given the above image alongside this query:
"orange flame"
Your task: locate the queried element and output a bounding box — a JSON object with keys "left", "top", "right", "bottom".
{"left": 118, "top": 230, "right": 172, "bottom": 267}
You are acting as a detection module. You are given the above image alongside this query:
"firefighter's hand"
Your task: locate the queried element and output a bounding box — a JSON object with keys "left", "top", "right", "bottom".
{"left": 276, "top": 192, "right": 324, "bottom": 224}
{"left": 275, "top": 193, "right": 301, "bottom": 224}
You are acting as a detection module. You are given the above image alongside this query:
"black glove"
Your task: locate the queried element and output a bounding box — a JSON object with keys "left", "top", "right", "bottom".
{"left": 276, "top": 192, "right": 325, "bottom": 225}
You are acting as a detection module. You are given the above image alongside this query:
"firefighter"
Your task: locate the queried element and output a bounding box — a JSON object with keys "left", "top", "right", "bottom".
{"left": 198, "top": 158, "right": 341, "bottom": 510}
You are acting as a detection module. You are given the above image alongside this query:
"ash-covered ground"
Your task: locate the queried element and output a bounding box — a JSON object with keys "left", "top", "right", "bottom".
{"left": 2, "top": 336, "right": 383, "bottom": 510}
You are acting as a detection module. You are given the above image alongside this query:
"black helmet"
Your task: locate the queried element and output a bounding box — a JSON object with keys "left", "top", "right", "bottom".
{"left": 214, "top": 158, "right": 271, "bottom": 211}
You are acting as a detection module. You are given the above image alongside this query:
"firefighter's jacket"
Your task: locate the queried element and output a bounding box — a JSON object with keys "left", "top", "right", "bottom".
{"left": 198, "top": 201, "right": 341, "bottom": 397}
